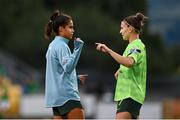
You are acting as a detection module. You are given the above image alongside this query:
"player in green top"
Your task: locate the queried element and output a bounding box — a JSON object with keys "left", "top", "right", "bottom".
{"left": 96, "top": 12, "right": 148, "bottom": 119}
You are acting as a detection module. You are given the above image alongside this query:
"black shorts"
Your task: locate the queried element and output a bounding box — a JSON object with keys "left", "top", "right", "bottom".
{"left": 116, "top": 97, "right": 142, "bottom": 119}
{"left": 52, "top": 100, "right": 83, "bottom": 117}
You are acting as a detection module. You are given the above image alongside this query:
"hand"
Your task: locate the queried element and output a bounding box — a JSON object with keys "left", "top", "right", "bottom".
{"left": 114, "top": 69, "right": 119, "bottom": 80}
{"left": 78, "top": 74, "right": 88, "bottom": 85}
{"left": 74, "top": 37, "right": 83, "bottom": 42}
{"left": 95, "top": 43, "right": 110, "bottom": 53}
{"left": 74, "top": 37, "right": 84, "bottom": 48}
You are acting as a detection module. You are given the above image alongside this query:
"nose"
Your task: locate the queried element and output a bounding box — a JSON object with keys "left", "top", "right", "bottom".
{"left": 72, "top": 29, "right": 74, "bottom": 34}
{"left": 119, "top": 30, "right": 122, "bottom": 34}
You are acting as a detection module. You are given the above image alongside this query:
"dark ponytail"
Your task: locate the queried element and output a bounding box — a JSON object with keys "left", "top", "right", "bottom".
{"left": 44, "top": 10, "right": 72, "bottom": 40}
{"left": 44, "top": 20, "right": 53, "bottom": 40}
{"left": 124, "top": 12, "right": 148, "bottom": 33}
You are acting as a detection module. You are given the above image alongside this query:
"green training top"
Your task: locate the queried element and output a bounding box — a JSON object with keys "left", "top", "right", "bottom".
{"left": 114, "top": 39, "right": 147, "bottom": 104}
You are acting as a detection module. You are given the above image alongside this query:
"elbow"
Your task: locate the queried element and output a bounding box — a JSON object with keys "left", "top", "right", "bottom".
{"left": 126, "top": 62, "right": 133, "bottom": 68}
{"left": 125, "top": 58, "right": 134, "bottom": 68}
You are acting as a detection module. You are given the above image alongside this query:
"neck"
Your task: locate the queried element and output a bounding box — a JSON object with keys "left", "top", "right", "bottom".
{"left": 129, "top": 33, "right": 139, "bottom": 43}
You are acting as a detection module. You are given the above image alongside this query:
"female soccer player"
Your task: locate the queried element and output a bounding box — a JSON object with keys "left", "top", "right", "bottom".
{"left": 96, "top": 12, "right": 148, "bottom": 119}
{"left": 44, "top": 10, "right": 87, "bottom": 119}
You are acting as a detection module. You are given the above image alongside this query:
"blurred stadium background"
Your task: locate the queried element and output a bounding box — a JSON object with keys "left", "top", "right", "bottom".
{"left": 0, "top": 0, "right": 180, "bottom": 119}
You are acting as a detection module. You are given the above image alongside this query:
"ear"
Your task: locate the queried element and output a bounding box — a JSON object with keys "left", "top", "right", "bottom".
{"left": 58, "top": 26, "right": 64, "bottom": 32}
{"left": 128, "top": 26, "right": 134, "bottom": 33}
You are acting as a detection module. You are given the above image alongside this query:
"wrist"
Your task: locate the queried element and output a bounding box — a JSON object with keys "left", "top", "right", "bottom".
{"left": 74, "top": 40, "right": 84, "bottom": 48}
{"left": 107, "top": 49, "right": 112, "bottom": 54}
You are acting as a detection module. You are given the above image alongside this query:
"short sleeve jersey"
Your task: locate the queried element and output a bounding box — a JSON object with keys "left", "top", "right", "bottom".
{"left": 114, "top": 39, "right": 147, "bottom": 104}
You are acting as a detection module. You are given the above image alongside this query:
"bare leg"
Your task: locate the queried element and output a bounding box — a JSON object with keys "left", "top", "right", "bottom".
{"left": 115, "top": 112, "right": 132, "bottom": 119}
{"left": 67, "top": 108, "right": 85, "bottom": 119}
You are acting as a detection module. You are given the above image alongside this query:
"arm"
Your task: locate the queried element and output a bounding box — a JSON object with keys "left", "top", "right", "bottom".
{"left": 96, "top": 43, "right": 134, "bottom": 68}
{"left": 59, "top": 38, "right": 84, "bottom": 74}
{"left": 108, "top": 49, "right": 134, "bottom": 67}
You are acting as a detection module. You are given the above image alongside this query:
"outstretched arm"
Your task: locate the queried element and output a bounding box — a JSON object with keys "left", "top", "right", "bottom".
{"left": 95, "top": 43, "right": 134, "bottom": 67}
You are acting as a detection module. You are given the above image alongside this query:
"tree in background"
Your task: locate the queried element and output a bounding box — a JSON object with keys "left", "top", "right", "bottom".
{"left": 0, "top": 0, "right": 178, "bottom": 87}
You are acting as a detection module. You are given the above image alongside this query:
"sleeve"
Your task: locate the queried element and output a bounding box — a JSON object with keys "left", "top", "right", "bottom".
{"left": 57, "top": 41, "right": 84, "bottom": 74}
{"left": 127, "top": 47, "right": 141, "bottom": 64}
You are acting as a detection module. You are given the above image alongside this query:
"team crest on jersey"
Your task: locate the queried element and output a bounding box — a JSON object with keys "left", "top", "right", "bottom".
{"left": 127, "top": 48, "right": 141, "bottom": 56}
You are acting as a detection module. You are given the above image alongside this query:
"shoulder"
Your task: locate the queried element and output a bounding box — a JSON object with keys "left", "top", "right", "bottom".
{"left": 131, "top": 40, "right": 145, "bottom": 50}
{"left": 125, "top": 40, "right": 145, "bottom": 55}
{"left": 52, "top": 40, "right": 68, "bottom": 51}
{"left": 136, "top": 39, "right": 145, "bottom": 47}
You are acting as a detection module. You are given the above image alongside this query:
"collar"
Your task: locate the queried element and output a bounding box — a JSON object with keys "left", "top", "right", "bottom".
{"left": 129, "top": 39, "right": 141, "bottom": 45}
{"left": 55, "top": 36, "right": 69, "bottom": 44}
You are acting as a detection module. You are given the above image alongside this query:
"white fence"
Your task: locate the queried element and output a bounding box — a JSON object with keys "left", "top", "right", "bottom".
{"left": 20, "top": 94, "right": 162, "bottom": 119}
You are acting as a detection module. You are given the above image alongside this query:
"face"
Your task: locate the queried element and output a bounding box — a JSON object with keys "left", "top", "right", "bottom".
{"left": 59, "top": 20, "right": 74, "bottom": 40}
{"left": 119, "top": 21, "right": 131, "bottom": 41}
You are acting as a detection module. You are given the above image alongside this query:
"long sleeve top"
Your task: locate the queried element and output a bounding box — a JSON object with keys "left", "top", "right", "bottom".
{"left": 45, "top": 36, "right": 84, "bottom": 107}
